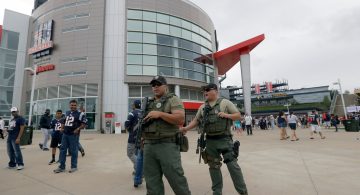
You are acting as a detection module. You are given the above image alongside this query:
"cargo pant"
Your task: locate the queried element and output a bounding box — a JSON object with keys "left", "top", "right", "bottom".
{"left": 143, "top": 142, "right": 191, "bottom": 195}
{"left": 204, "top": 137, "right": 248, "bottom": 195}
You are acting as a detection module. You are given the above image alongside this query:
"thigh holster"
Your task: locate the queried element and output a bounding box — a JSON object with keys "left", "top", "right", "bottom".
{"left": 202, "top": 151, "right": 222, "bottom": 169}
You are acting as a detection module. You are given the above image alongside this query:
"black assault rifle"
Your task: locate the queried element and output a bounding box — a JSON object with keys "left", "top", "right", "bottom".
{"left": 135, "top": 97, "right": 149, "bottom": 153}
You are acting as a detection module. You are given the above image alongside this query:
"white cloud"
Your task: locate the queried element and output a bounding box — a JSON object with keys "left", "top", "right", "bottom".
{"left": 1, "top": 0, "right": 359, "bottom": 92}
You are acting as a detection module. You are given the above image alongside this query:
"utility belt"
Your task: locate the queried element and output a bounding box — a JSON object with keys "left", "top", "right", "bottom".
{"left": 144, "top": 137, "right": 177, "bottom": 144}
{"left": 206, "top": 134, "right": 231, "bottom": 140}
{"left": 144, "top": 133, "right": 189, "bottom": 152}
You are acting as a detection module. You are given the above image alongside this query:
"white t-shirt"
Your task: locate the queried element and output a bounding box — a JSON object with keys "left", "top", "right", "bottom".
{"left": 245, "top": 116, "right": 252, "bottom": 125}
{"left": 0, "top": 120, "right": 4, "bottom": 129}
{"left": 287, "top": 115, "right": 298, "bottom": 124}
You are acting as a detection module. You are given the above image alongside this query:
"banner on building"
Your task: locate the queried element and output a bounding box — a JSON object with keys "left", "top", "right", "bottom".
{"left": 266, "top": 82, "right": 273, "bottom": 93}
{"left": 255, "top": 84, "right": 260, "bottom": 94}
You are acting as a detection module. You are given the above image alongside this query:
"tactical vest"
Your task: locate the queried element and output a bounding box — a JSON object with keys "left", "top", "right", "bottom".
{"left": 203, "top": 98, "right": 232, "bottom": 136}
{"left": 143, "top": 93, "right": 179, "bottom": 140}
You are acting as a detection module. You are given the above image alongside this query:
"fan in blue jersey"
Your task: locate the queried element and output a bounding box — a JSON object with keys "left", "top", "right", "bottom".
{"left": 54, "top": 100, "right": 87, "bottom": 173}
{"left": 48, "top": 110, "right": 64, "bottom": 165}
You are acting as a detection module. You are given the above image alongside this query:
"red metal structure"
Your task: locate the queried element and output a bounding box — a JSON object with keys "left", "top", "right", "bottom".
{"left": 214, "top": 34, "right": 265, "bottom": 75}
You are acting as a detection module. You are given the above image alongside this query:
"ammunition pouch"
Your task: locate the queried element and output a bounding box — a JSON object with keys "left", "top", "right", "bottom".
{"left": 176, "top": 132, "right": 189, "bottom": 152}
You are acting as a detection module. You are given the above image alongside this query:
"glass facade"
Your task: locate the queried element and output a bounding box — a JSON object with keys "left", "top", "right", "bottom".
{"left": 0, "top": 30, "right": 19, "bottom": 117}
{"left": 26, "top": 84, "right": 98, "bottom": 129}
{"left": 128, "top": 84, "right": 175, "bottom": 111}
{"left": 127, "top": 9, "right": 215, "bottom": 83}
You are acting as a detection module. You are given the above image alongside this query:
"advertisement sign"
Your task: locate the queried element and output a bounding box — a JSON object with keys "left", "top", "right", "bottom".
{"left": 28, "top": 20, "right": 54, "bottom": 58}
{"left": 36, "top": 64, "right": 55, "bottom": 74}
{"left": 115, "top": 122, "right": 122, "bottom": 134}
{"left": 346, "top": 106, "right": 359, "bottom": 113}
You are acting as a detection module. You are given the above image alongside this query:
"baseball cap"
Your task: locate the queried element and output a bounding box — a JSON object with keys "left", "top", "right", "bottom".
{"left": 202, "top": 83, "right": 218, "bottom": 91}
{"left": 10, "top": 107, "right": 19, "bottom": 112}
{"left": 133, "top": 100, "right": 141, "bottom": 108}
{"left": 150, "top": 75, "right": 167, "bottom": 85}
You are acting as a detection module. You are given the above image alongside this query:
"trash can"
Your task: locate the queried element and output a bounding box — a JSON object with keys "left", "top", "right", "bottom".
{"left": 20, "top": 126, "right": 33, "bottom": 146}
{"left": 344, "top": 120, "right": 359, "bottom": 132}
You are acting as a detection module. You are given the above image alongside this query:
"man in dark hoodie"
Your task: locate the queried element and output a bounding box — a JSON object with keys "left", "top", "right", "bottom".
{"left": 39, "top": 109, "right": 52, "bottom": 151}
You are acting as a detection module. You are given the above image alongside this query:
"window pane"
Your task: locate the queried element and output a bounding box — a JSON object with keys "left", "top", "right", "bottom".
{"left": 180, "top": 88, "right": 189, "bottom": 99}
{"left": 38, "top": 88, "right": 47, "bottom": 100}
{"left": 157, "top": 45, "right": 172, "bottom": 56}
{"left": 127, "top": 54, "right": 142, "bottom": 64}
{"left": 127, "top": 20, "right": 142, "bottom": 31}
{"left": 143, "top": 33, "right": 157, "bottom": 44}
{"left": 85, "top": 98, "right": 97, "bottom": 113}
{"left": 143, "top": 11, "right": 156, "bottom": 21}
{"left": 59, "top": 85, "right": 71, "bottom": 98}
{"left": 190, "top": 90, "right": 197, "bottom": 100}
{"left": 192, "top": 24, "right": 200, "bottom": 34}
{"left": 127, "top": 65, "right": 143, "bottom": 75}
{"left": 48, "top": 86, "right": 58, "bottom": 99}
{"left": 128, "top": 10, "right": 142, "bottom": 19}
{"left": 181, "top": 20, "right": 192, "bottom": 30}
{"left": 143, "top": 44, "right": 157, "bottom": 55}
{"left": 47, "top": 99, "right": 58, "bottom": 114}
{"left": 87, "top": 84, "right": 98, "bottom": 96}
{"left": 143, "top": 55, "right": 157, "bottom": 65}
{"left": 129, "top": 86, "right": 141, "bottom": 97}
{"left": 127, "top": 32, "right": 142, "bottom": 42}
{"left": 158, "top": 67, "right": 174, "bottom": 76}
{"left": 58, "top": 99, "right": 69, "bottom": 111}
{"left": 192, "top": 33, "right": 201, "bottom": 43}
{"left": 86, "top": 113, "right": 96, "bottom": 129}
{"left": 194, "top": 72, "right": 205, "bottom": 82}
{"left": 194, "top": 63, "right": 204, "bottom": 72}
{"left": 143, "top": 21, "right": 156, "bottom": 33}
{"left": 157, "top": 23, "right": 169, "bottom": 35}
{"left": 127, "top": 43, "right": 142, "bottom": 54}
{"left": 179, "top": 50, "right": 194, "bottom": 61}
{"left": 143, "top": 66, "right": 157, "bottom": 76}
{"left": 157, "top": 34, "right": 172, "bottom": 46}
{"left": 36, "top": 100, "right": 47, "bottom": 115}
{"left": 142, "top": 86, "right": 153, "bottom": 97}
{"left": 170, "top": 26, "right": 181, "bottom": 37}
{"left": 170, "top": 16, "right": 181, "bottom": 26}
{"left": 158, "top": 56, "right": 173, "bottom": 67}
{"left": 181, "top": 29, "right": 192, "bottom": 40}
{"left": 157, "top": 13, "right": 169, "bottom": 23}
{"left": 72, "top": 84, "right": 85, "bottom": 97}
{"left": 179, "top": 40, "right": 192, "bottom": 51}
{"left": 6, "top": 31, "right": 19, "bottom": 50}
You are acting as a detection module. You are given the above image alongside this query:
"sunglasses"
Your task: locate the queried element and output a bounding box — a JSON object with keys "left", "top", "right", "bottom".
{"left": 151, "top": 83, "right": 163, "bottom": 87}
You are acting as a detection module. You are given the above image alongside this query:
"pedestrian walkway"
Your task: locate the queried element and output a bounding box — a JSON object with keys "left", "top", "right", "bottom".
{"left": 0, "top": 128, "right": 359, "bottom": 195}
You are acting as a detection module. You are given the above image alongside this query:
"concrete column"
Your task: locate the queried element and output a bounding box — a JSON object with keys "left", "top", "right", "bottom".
{"left": 240, "top": 53, "right": 251, "bottom": 115}
{"left": 175, "top": 85, "right": 180, "bottom": 97}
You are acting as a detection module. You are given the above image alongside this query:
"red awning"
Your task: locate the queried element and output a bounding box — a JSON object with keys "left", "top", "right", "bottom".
{"left": 214, "top": 34, "right": 265, "bottom": 75}
{"left": 183, "top": 101, "right": 203, "bottom": 110}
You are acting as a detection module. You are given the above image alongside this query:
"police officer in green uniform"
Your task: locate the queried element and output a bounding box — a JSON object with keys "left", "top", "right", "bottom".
{"left": 181, "top": 83, "right": 248, "bottom": 195}
{"left": 142, "top": 76, "right": 191, "bottom": 195}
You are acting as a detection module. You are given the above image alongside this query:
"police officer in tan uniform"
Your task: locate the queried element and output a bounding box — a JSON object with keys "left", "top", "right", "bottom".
{"left": 143, "top": 76, "right": 191, "bottom": 195}
{"left": 181, "top": 83, "right": 248, "bottom": 195}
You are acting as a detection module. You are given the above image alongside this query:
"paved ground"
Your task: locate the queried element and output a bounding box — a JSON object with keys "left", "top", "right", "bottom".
{"left": 0, "top": 127, "right": 360, "bottom": 195}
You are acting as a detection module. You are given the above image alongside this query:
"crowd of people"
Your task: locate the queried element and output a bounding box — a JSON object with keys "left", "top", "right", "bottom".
{"left": 2, "top": 74, "right": 359, "bottom": 195}
{"left": 1, "top": 99, "right": 87, "bottom": 173}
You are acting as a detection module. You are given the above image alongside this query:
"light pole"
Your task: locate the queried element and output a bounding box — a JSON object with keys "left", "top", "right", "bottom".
{"left": 333, "top": 78, "right": 348, "bottom": 120}
{"left": 24, "top": 65, "right": 37, "bottom": 126}
{"left": 284, "top": 103, "right": 291, "bottom": 114}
